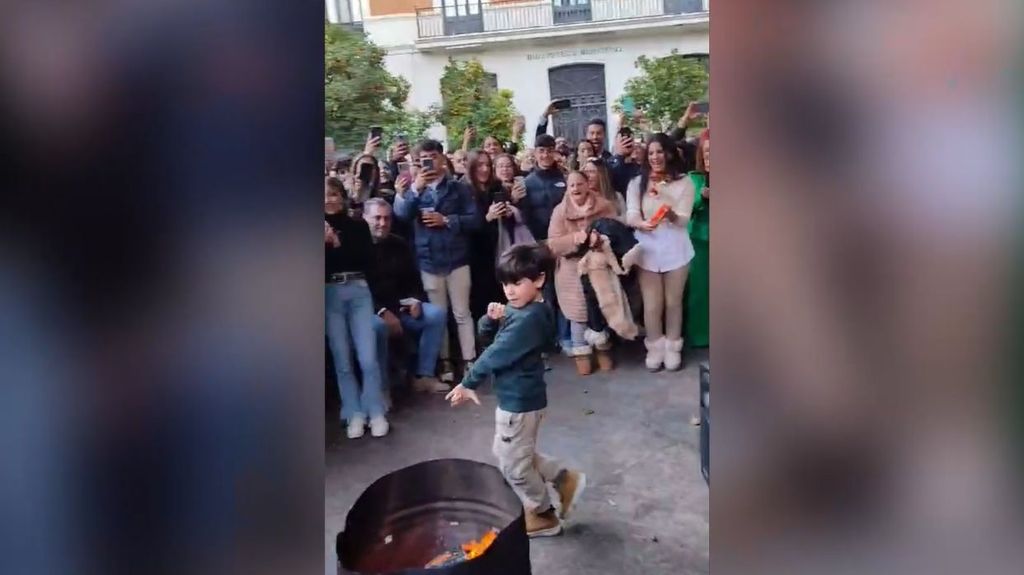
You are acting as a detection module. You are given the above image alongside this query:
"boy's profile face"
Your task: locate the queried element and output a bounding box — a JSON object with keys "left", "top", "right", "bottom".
{"left": 502, "top": 275, "right": 545, "bottom": 308}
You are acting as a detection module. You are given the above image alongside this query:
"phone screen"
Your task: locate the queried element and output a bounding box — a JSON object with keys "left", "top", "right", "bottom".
{"left": 553, "top": 99, "right": 572, "bottom": 110}
{"left": 421, "top": 158, "right": 435, "bottom": 171}
{"left": 358, "top": 162, "right": 374, "bottom": 184}
{"left": 493, "top": 191, "right": 509, "bottom": 204}
{"left": 369, "top": 126, "right": 383, "bottom": 140}
{"left": 621, "top": 96, "right": 636, "bottom": 116}
{"left": 694, "top": 102, "right": 709, "bottom": 114}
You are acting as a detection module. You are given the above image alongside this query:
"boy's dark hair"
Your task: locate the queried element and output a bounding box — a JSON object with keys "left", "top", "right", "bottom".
{"left": 496, "top": 244, "right": 554, "bottom": 285}
{"left": 535, "top": 134, "right": 556, "bottom": 149}
{"left": 587, "top": 118, "right": 606, "bottom": 131}
{"left": 419, "top": 138, "right": 444, "bottom": 154}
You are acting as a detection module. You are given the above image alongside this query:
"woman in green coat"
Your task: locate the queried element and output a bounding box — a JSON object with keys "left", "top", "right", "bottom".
{"left": 684, "top": 130, "right": 710, "bottom": 347}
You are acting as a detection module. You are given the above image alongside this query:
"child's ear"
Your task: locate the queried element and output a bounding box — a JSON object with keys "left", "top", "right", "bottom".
{"left": 533, "top": 272, "right": 547, "bottom": 290}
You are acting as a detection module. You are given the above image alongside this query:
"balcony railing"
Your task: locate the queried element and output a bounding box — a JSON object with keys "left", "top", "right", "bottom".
{"left": 416, "top": 0, "right": 706, "bottom": 40}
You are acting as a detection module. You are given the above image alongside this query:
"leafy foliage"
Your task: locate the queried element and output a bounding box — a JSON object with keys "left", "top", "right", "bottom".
{"left": 614, "top": 51, "right": 709, "bottom": 132}
{"left": 437, "top": 59, "right": 519, "bottom": 150}
{"left": 325, "top": 24, "right": 436, "bottom": 152}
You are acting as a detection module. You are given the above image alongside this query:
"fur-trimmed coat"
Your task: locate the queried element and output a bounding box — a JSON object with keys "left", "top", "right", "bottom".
{"left": 577, "top": 241, "right": 641, "bottom": 340}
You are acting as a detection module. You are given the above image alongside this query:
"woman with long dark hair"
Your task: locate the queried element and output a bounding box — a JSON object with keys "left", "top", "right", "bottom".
{"left": 570, "top": 139, "right": 596, "bottom": 171}
{"left": 626, "top": 133, "right": 695, "bottom": 372}
{"left": 464, "top": 150, "right": 507, "bottom": 323}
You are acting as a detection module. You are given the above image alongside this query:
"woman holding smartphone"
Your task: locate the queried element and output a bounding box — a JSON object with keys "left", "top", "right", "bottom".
{"left": 465, "top": 151, "right": 506, "bottom": 323}
{"left": 345, "top": 154, "right": 381, "bottom": 219}
{"left": 324, "top": 177, "right": 389, "bottom": 439}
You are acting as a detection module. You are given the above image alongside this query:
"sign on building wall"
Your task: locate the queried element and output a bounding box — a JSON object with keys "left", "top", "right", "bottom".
{"left": 526, "top": 47, "right": 623, "bottom": 61}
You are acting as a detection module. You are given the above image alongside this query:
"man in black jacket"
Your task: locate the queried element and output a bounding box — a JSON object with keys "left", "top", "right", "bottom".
{"left": 364, "top": 198, "right": 449, "bottom": 393}
{"left": 517, "top": 134, "right": 566, "bottom": 242}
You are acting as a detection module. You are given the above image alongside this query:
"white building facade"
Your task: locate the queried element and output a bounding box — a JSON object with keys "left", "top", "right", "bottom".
{"left": 328, "top": 0, "right": 709, "bottom": 144}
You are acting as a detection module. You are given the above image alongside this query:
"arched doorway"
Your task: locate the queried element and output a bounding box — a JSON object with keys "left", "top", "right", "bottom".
{"left": 547, "top": 63, "right": 607, "bottom": 148}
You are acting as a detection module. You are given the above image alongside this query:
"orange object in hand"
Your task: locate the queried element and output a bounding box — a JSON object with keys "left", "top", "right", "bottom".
{"left": 648, "top": 204, "right": 671, "bottom": 226}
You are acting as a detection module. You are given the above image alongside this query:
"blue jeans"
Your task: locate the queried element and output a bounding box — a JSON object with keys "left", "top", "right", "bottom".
{"left": 569, "top": 321, "right": 588, "bottom": 351}
{"left": 372, "top": 302, "right": 446, "bottom": 380}
{"left": 401, "top": 302, "right": 446, "bottom": 377}
{"left": 325, "top": 281, "right": 385, "bottom": 421}
{"left": 372, "top": 317, "right": 391, "bottom": 395}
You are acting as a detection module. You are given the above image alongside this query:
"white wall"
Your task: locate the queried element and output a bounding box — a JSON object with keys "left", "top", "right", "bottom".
{"left": 363, "top": 15, "right": 419, "bottom": 49}
{"left": 375, "top": 29, "right": 709, "bottom": 144}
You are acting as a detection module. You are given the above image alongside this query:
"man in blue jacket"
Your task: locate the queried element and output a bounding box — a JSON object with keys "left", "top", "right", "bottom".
{"left": 394, "top": 139, "right": 482, "bottom": 384}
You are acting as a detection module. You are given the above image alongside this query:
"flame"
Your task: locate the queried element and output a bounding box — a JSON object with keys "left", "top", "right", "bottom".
{"left": 424, "top": 528, "right": 499, "bottom": 568}
{"left": 461, "top": 529, "right": 498, "bottom": 560}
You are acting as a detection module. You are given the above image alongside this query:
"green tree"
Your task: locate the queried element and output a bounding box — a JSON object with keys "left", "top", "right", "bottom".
{"left": 325, "top": 24, "right": 436, "bottom": 152}
{"left": 437, "top": 59, "right": 519, "bottom": 150}
{"left": 379, "top": 105, "right": 438, "bottom": 145}
{"left": 614, "top": 51, "right": 709, "bottom": 132}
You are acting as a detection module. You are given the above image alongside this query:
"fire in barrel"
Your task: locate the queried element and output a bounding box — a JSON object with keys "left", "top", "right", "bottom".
{"left": 337, "top": 459, "right": 532, "bottom": 575}
{"left": 424, "top": 528, "right": 500, "bottom": 568}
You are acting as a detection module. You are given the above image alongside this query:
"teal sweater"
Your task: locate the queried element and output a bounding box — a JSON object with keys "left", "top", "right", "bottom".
{"left": 460, "top": 301, "right": 554, "bottom": 413}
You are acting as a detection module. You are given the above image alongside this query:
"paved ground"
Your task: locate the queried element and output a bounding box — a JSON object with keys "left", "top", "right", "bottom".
{"left": 325, "top": 343, "right": 709, "bottom": 575}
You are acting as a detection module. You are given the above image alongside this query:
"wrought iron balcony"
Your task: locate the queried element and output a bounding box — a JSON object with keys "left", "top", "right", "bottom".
{"left": 415, "top": 0, "right": 706, "bottom": 40}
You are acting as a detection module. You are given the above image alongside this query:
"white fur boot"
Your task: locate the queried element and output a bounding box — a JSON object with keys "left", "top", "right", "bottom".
{"left": 584, "top": 329, "right": 611, "bottom": 351}
{"left": 644, "top": 337, "right": 666, "bottom": 372}
{"left": 664, "top": 339, "right": 684, "bottom": 371}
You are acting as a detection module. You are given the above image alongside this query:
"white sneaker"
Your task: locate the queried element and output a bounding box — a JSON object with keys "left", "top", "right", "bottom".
{"left": 346, "top": 414, "right": 366, "bottom": 439}
{"left": 369, "top": 415, "right": 390, "bottom": 438}
{"left": 413, "top": 376, "right": 450, "bottom": 393}
{"left": 644, "top": 338, "right": 666, "bottom": 372}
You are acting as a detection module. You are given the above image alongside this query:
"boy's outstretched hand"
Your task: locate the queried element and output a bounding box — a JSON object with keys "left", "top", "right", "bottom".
{"left": 445, "top": 384, "right": 481, "bottom": 407}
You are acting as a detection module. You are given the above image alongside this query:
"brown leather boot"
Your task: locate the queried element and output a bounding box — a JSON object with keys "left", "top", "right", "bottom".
{"left": 595, "top": 349, "right": 614, "bottom": 371}
{"left": 525, "top": 508, "right": 563, "bottom": 538}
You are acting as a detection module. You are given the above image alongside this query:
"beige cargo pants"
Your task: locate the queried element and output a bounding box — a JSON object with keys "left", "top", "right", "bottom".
{"left": 493, "top": 407, "right": 564, "bottom": 513}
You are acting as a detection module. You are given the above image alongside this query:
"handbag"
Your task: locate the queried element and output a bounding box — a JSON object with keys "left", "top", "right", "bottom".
{"left": 494, "top": 208, "right": 536, "bottom": 264}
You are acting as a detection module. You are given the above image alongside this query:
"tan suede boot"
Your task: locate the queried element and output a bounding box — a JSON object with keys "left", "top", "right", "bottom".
{"left": 595, "top": 349, "right": 614, "bottom": 371}
{"left": 555, "top": 469, "right": 588, "bottom": 520}
{"left": 574, "top": 355, "right": 594, "bottom": 376}
{"left": 570, "top": 345, "right": 593, "bottom": 376}
{"left": 526, "top": 508, "right": 563, "bottom": 538}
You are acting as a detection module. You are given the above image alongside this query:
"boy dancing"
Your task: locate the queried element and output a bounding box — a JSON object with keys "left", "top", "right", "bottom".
{"left": 446, "top": 244, "right": 587, "bottom": 537}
